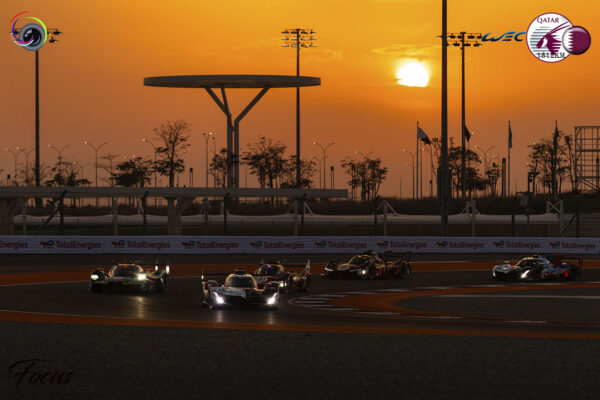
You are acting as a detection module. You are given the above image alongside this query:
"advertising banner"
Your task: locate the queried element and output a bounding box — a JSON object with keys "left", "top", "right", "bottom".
{"left": 0, "top": 236, "right": 597, "bottom": 254}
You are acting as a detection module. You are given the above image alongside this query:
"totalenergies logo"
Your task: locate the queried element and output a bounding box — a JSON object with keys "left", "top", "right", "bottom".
{"left": 111, "top": 240, "right": 125, "bottom": 249}
{"left": 549, "top": 241, "right": 561, "bottom": 249}
{"left": 436, "top": 241, "right": 448, "bottom": 248}
{"left": 314, "top": 240, "right": 327, "bottom": 249}
{"left": 182, "top": 240, "right": 195, "bottom": 250}
{"left": 376, "top": 241, "right": 389, "bottom": 249}
{"left": 493, "top": 240, "right": 505, "bottom": 248}
{"left": 10, "top": 12, "right": 48, "bottom": 51}
{"left": 526, "top": 12, "right": 591, "bottom": 63}
{"left": 40, "top": 240, "right": 54, "bottom": 249}
{"left": 249, "top": 241, "right": 263, "bottom": 249}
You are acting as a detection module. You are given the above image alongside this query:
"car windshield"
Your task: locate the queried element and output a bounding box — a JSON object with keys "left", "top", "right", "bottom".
{"left": 349, "top": 256, "right": 370, "bottom": 266}
{"left": 112, "top": 266, "right": 142, "bottom": 277}
{"left": 516, "top": 259, "right": 538, "bottom": 268}
{"left": 256, "top": 265, "right": 283, "bottom": 276}
{"left": 227, "top": 275, "right": 257, "bottom": 288}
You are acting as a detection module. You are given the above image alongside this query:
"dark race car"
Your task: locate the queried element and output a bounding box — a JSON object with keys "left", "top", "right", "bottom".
{"left": 492, "top": 254, "right": 583, "bottom": 281}
{"left": 89, "top": 261, "right": 170, "bottom": 293}
{"left": 323, "top": 250, "right": 412, "bottom": 280}
{"left": 252, "top": 259, "right": 311, "bottom": 293}
{"left": 201, "top": 270, "right": 279, "bottom": 309}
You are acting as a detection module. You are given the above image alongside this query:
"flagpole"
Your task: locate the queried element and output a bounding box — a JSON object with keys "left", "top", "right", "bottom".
{"left": 508, "top": 121, "right": 511, "bottom": 197}
{"left": 416, "top": 121, "right": 419, "bottom": 199}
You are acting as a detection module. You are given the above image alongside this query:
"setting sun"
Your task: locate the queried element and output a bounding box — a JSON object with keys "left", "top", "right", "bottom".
{"left": 396, "top": 62, "right": 429, "bottom": 87}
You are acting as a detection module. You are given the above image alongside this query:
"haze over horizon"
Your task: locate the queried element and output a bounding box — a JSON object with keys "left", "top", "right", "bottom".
{"left": 1, "top": 0, "right": 597, "bottom": 196}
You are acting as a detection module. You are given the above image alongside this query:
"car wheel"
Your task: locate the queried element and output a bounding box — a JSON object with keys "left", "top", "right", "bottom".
{"left": 368, "top": 266, "right": 376, "bottom": 280}
{"left": 299, "top": 275, "right": 311, "bottom": 291}
{"left": 157, "top": 277, "right": 167, "bottom": 292}
{"left": 90, "top": 285, "right": 102, "bottom": 293}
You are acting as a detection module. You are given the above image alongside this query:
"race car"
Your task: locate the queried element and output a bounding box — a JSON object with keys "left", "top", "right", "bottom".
{"left": 252, "top": 259, "right": 311, "bottom": 293}
{"left": 89, "top": 261, "right": 170, "bottom": 293}
{"left": 201, "top": 270, "right": 279, "bottom": 309}
{"left": 322, "top": 251, "right": 412, "bottom": 280}
{"left": 492, "top": 254, "right": 583, "bottom": 281}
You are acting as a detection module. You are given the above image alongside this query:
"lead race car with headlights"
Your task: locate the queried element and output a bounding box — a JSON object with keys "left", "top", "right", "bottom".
{"left": 89, "top": 261, "right": 170, "bottom": 293}
{"left": 323, "top": 251, "right": 412, "bottom": 280}
{"left": 252, "top": 259, "right": 311, "bottom": 293}
{"left": 492, "top": 254, "right": 583, "bottom": 281}
{"left": 201, "top": 270, "right": 279, "bottom": 309}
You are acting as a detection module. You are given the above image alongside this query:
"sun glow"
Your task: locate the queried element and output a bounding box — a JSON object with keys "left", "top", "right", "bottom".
{"left": 396, "top": 62, "right": 429, "bottom": 87}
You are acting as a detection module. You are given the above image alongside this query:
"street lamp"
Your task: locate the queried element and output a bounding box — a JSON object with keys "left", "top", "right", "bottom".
{"left": 403, "top": 148, "right": 416, "bottom": 199}
{"left": 445, "top": 31, "right": 482, "bottom": 199}
{"left": 142, "top": 138, "right": 158, "bottom": 188}
{"left": 310, "top": 156, "right": 322, "bottom": 188}
{"left": 281, "top": 28, "right": 316, "bottom": 187}
{"left": 474, "top": 145, "right": 495, "bottom": 173}
{"left": 313, "top": 141, "right": 334, "bottom": 189}
{"left": 11, "top": 26, "right": 63, "bottom": 188}
{"left": 84, "top": 140, "right": 107, "bottom": 207}
{"left": 84, "top": 141, "right": 107, "bottom": 187}
{"left": 48, "top": 144, "right": 70, "bottom": 159}
{"left": 203, "top": 132, "right": 213, "bottom": 188}
{"left": 4, "top": 148, "right": 19, "bottom": 185}
{"left": 405, "top": 162, "right": 415, "bottom": 199}
{"left": 16, "top": 147, "right": 34, "bottom": 185}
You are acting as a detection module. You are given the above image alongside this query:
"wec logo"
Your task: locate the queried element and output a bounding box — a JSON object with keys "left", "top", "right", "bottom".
{"left": 376, "top": 241, "right": 389, "bottom": 248}
{"left": 482, "top": 31, "right": 526, "bottom": 42}
{"left": 249, "top": 241, "right": 263, "bottom": 249}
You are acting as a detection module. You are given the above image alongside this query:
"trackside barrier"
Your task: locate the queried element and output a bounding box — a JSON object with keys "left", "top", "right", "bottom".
{"left": 0, "top": 236, "right": 597, "bottom": 254}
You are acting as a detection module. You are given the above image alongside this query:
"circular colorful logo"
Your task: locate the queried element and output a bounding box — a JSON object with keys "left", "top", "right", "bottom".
{"left": 563, "top": 26, "right": 591, "bottom": 55}
{"left": 526, "top": 12, "right": 572, "bottom": 63}
{"left": 526, "top": 12, "right": 591, "bottom": 62}
{"left": 10, "top": 11, "right": 48, "bottom": 51}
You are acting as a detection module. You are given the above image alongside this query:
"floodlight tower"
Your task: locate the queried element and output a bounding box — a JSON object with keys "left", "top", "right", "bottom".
{"left": 281, "top": 28, "right": 316, "bottom": 187}
{"left": 445, "top": 32, "right": 482, "bottom": 199}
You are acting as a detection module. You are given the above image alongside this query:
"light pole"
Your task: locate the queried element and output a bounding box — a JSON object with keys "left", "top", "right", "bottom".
{"left": 474, "top": 145, "right": 495, "bottom": 173}
{"left": 440, "top": 0, "right": 449, "bottom": 235}
{"left": 84, "top": 140, "right": 107, "bottom": 207}
{"left": 313, "top": 141, "right": 334, "bottom": 189}
{"left": 142, "top": 138, "right": 158, "bottom": 188}
{"left": 12, "top": 26, "right": 62, "bottom": 188}
{"left": 16, "top": 147, "right": 34, "bottom": 185}
{"left": 405, "top": 162, "right": 415, "bottom": 199}
{"left": 84, "top": 141, "right": 107, "bottom": 187}
{"left": 4, "top": 148, "right": 19, "bottom": 185}
{"left": 311, "top": 156, "right": 322, "bottom": 188}
{"left": 203, "top": 132, "right": 212, "bottom": 188}
{"left": 48, "top": 144, "right": 70, "bottom": 160}
{"left": 445, "top": 32, "right": 482, "bottom": 199}
{"left": 282, "top": 28, "right": 316, "bottom": 187}
{"left": 403, "top": 148, "right": 416, "bottom": 199}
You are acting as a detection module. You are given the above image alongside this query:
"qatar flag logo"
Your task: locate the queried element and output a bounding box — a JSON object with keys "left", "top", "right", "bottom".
{"left": 527, "top": 12, "right": 591, "bottom": 63}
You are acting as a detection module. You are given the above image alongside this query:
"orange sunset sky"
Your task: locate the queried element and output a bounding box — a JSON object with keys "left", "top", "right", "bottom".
{"left": 1, "top": 0, "right": 598, "bottom": 196}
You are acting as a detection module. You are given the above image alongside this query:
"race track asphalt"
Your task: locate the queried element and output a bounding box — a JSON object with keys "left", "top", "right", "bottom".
{"left": 2, "top": 256, "right": 600, "bottom": 399}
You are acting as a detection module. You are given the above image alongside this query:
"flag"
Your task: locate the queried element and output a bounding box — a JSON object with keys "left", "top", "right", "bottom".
{"left": 508, "top": 122, "right": 513, "bottom": 149}
{"left": 417, "top": 126, "right": 431, "bottom": 145}
{"left": 463, "top": 125, "right": 471, "bottom": 141}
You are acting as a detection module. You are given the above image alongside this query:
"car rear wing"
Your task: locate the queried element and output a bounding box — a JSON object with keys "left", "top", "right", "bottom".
{"left": 543, "top": 254, "right": 583, "bottom": 268}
